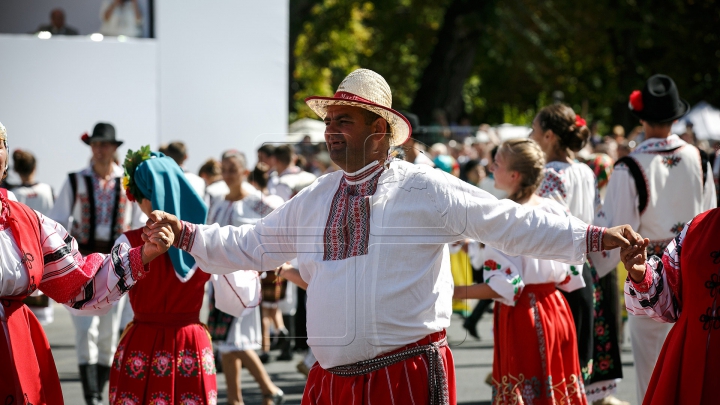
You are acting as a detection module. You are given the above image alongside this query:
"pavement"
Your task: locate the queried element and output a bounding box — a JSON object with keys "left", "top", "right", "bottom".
{"left": 46, "top": 302, "right": 640, "bottom": 405}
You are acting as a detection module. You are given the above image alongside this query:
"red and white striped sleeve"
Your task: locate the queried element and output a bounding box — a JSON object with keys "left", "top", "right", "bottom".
{"left": 37, "top": 212, "right": 149, "bottom": 312}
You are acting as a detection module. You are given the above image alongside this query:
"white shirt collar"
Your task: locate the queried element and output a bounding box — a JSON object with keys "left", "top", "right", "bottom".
{"left": 342, "top": 160, "right": 383, "bottom": 185}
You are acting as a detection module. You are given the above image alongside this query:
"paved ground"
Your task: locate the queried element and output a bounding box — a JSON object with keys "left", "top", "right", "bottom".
{"left": 46, "top": 302, "right": 639, "bottom": 404}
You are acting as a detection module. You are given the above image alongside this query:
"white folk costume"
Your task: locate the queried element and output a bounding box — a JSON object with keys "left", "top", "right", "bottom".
{"left": 11, "top": 182, "right": 54, "bottom": 215}
{"left": 537, "top": 159, "right": 624, "bottom": 402}
{"left": 484, "top": 198, "right": 587, "bottom": 404}
{"left": 591, "top": 134, "right": 716, "bottom": 403}
{"left": 276, "top": 166, "right": 317, "bottom": 201}
{"left": 175, "top": 156, "right": 605, "bottom": 404}
{"left": 0, "top": 188, "right": 149, "bottom": 405}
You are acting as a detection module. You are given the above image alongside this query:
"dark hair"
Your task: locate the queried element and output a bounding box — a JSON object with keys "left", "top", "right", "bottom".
{"left": 274, "top": 145, "right": 294, "bottom": 166}
{"left": 198, "top": 158, "right": 221, "bottom": 177}
{"left": 360, "top": 109, "right": 392, "bottom": 139}
{"left": 459, "top": 159, "right": 480, "bottom": 183}
{"left": 13, "top": 149, "right": 36, "bottom": 176}
{"left": 158, "top": 141, "right": 187, "bottom": 165}
{"left": 536, "top": 104, "right": 590, "bottom": 152}
{"left": 221, "top": 150, "right": 247, "bottom": 170}
{"left": 248, "top": 162, "right": 271, "bottom": 190}
{"left": 257, "top": 144, "right": 276, "bottom": 157}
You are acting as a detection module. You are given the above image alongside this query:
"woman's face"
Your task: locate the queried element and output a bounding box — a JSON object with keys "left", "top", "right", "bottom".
{"left": 489, "top": 151, "right": 518, "bottom": 193}
{"left": 0, "top": 141, "right": 7, "bottom": 181}
{"left": 529, "top": 116, "right": 554, "bottom": 156}
{"left": 221, "top": 157, "right": 246, "bottom": 187}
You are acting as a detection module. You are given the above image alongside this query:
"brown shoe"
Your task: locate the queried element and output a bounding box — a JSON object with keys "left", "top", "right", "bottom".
{"left": 593, "top": 395, "right": 630, "bottom": 405}
{"left": 296, "top": 361, "right": 310, "bottom": 377}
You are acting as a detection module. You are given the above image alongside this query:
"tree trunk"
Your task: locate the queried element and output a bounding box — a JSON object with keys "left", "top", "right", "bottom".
{"left": 411, "top": 0, "right": 497, "bottom": 125}
{"left": 288, "top": 0, "right": 321, "bottom": 114}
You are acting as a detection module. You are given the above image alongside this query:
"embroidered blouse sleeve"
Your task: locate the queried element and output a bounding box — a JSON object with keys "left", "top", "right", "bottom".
{"left": 588, "top": 166, "right": 641, "bottom": 278}
{"left": 38, "top": 213, "right": 148, "bottom": 313}
{"left": 624, "top": 221, "right": 688, "bottom": 323}
{"left": 177, "top": 193, "right": 299, "bottom": 274}
{"left": 482, "top": 247, "right": 525, "bottom": 307}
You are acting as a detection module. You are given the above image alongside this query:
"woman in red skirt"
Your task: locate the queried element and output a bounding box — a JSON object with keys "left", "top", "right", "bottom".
{"left": 109, "top": 148, "right": 261, "bottom": 405}
{"left": 622, "top": 208, "right": 720, "bottom": 405}
{"left": 455, "top": 138, "right": 588, "bottom": 405}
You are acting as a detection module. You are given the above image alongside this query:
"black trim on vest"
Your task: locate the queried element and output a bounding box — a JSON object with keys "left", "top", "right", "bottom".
{"left": 615, "top": 156, "right": 649, "bottom": 214}
{"left": 700, "top": 149, "right": 709, "bottom": 191}
{"left": 110, "top": 179, "right": 122, "bottom": 241}
{"left": 83, "top": 175, "right": 96, "bottom": 248}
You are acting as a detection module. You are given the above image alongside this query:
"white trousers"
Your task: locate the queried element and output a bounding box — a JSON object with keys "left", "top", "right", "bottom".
{"left": 629, "top": 314, "right": 672, "bottom": 405}
{"left": 70, "top": 296, "right": 126, "bottom": 366}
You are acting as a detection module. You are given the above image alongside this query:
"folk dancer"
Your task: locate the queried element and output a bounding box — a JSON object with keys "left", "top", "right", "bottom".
{"left": 0, "top": 121, "right": 173, "bottom": 405}
{"left": 590, "top": 74, "right": 716, "bottom": 404}
{"left": 145, "top": 69, "right": 641, "bottom": 405}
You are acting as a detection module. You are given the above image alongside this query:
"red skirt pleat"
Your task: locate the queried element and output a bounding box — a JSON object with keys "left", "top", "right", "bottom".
{"left": 301, "top": 331, "right": 456, "bottom": 405}
{"left": 109, "top": 322, "right": 218, "bottom": 405}
{"left": 492, "top": 283, "right": 587, "bottom": 405}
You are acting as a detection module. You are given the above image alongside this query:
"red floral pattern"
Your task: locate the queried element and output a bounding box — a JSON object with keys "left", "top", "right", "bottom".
{"left": 201, "top": 347, "right": 216, "bottom": 375}
{"left": 124, "top": 351, "right": 149, "bottom": 379}
{"left": 177, "top": 350, "right": 199, "bottom": 377}
{"left": 151, "top": 351, "right": 173, "bottom": 377}
{"left": 148, "top": 392, "right": 172, "bottom": 405}
{"left": 115, "top": 392, "right": 141, "bottom": 405}
{"left": 179, "top": 393, "right": 204, "bottom": 405}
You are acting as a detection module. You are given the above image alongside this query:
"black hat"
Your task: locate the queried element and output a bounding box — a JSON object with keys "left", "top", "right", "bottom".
{"left": 82, "top": 123, "right": 123, "bottom": 146}
{"left": 628, "top": 74, "right": 690, "bottom": 123}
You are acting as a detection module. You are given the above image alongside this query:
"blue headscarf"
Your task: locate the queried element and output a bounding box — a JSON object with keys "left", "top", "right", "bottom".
{"left": 134, "top": 153, "right": 208, "bottom": 278}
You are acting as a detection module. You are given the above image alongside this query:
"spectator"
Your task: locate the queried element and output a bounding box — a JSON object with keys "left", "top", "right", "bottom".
{"left": 273, "top": 144, "right": 316, "bottom": 201}
{"left": 36, "top": 8, "right": 79, "bottom": 35}
{"left": 159, "top": 141, "right": 206, "bottom": 198}
{"left": 10, "top": 149, "right": 54, "bottom": 214}
{"left": 100, "top": 0, "right": 143, "bottom": 37}
{"left": 257, "top": 144, "right": 279, "bottom": 195}
{"left": 199, "top": 158, "right": 222, "bottom": 187}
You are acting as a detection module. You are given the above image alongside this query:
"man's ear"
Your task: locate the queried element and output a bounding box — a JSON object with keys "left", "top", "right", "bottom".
{"left": 372, "top": 118, "right": 389, "bottom": 138}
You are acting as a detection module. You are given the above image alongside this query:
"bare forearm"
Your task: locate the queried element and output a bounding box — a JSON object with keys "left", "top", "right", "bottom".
{"left": 453, "top": 284, "right": 501, "bottom": 301}
{"left": 279, "top": 266, "right": 307, "bottom": 290}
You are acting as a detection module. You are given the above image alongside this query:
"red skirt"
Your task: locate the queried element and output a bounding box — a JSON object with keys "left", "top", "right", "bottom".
{"left": 493, "top": 283, "right": 587, "bottom": 405}
{"left": 109, "top": 312, "right": 217, "bottom": 405}
{"left": 302, "top": 331, "right": 455, "bottom": 405}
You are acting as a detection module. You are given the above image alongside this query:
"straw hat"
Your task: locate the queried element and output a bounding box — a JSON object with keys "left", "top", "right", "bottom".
{"left": 305, "top": 69, "right": 412, "bottom": 146}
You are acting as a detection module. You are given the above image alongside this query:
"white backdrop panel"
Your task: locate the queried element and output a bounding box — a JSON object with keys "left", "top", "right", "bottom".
{"left": 0, "top": 35, "right": 158, "bottom": 191}
{"left": 156, "top": 0, "right": 289, "bottom": 172}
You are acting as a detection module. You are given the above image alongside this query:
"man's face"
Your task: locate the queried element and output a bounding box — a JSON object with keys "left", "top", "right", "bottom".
{"left": 323, "top": 105, "right": 378, "bottom": 170}
{"left": 91, "top": 141, "right": 118, "bottom": 165}
{"left": 51, "top": 10, "right": 65, "bottom": 28}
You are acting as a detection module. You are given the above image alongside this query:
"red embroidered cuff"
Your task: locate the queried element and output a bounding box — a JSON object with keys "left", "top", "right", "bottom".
{"left": 174, "top": 221, "right": 197, "bottom": 252}
{"left": 585, "top": 225, "right": 605, "bottom": 253}
{"left": 630, "top": 262, "right": 653, "bottom": 293}
{"left": 129, "top": 246, "right": 150, "bottom": 280}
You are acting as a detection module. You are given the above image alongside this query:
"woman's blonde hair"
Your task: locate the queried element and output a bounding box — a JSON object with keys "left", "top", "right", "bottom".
{"left": 497, "top": 138, "right": 545, "bottom": 203}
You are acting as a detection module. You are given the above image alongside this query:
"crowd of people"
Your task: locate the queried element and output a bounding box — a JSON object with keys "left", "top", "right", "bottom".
{"left": 0, "top": 69, "right": 718, "bottom": 405}
{"left": 34, "top": 0, "right": 145, "bottom": 38}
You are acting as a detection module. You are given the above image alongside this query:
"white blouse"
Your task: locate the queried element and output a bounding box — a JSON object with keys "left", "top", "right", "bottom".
{"left": 538, "top": 161, "right": 597, "bottom": 224}
{"left": 484, "top": 198, "right": 586, "bottom": 306}
{"left": 11, "top": 183, "right": 54, "bottom": 215}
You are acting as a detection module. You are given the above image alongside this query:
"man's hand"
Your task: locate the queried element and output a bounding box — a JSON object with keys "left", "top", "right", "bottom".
{"left": 144, "top": 210, "right": 182, "bottom": 238}
{"left": 602, "top": 225, "right": 643, "bottom": 251}
{"left": 140, "top": 223, "right": 174, "bottom": 264}
{"left": 621, "top": 238, "right": 650, "bottom": 283}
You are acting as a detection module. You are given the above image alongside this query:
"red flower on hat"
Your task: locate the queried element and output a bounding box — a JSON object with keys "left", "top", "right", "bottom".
{"left": 629, "top": 90, "right": 644, "bottom": 111}
{"left": 575, "top": 115, "right": 586, "bottom": 127}
{"left": 125, "top": 188, "right": 136, "bottom": 202}
{"left": 81, "top": 132, "right": 90, "bottom": 143}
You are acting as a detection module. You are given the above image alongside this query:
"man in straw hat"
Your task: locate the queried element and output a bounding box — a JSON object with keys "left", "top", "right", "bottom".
{"left": 146, "top": 68, "right": 642, "bottom": 404}
{"left": 591, "top": 74, "right": 716, "bottom": 405}
{"left": 49, "top": 122, "right": 144, "bottom": 405}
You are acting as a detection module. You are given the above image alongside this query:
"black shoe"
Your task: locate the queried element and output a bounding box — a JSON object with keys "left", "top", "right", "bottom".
{"left": 259, "top": 351, "right": 270, "bottom": 363}
{"left": 264, "top": 389, "right": 285, "bottom": 405}
{"left": 462, "top": 319, "right": 480, "bottom": 340}
{"left": 78, "top": 364, "right": 102, "bottom": 405}
{"left": 96, "top": 364, "right": 111, "bottom": 401}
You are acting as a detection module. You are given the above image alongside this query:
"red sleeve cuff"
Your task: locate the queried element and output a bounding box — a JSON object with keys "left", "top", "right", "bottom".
{"left": 174, "top": 221, "right": 197, "bottom": 252}
{"left": 129, "top": 246, "right": 150, "bottom": 280}
{"left": 630, "top": 262, "right": 653, "bottom": 293}
{"left": 586, "top": 225, "right": 605, "bottom": 253}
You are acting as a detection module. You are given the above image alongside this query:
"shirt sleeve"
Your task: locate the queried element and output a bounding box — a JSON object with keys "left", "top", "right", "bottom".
{"left": 624, "top": 221, "right": 688, "bottom": 323}
{"left": 37, "top": 213, "right": 148, "bottom": 314}
{"left": 703, "top": 161, "right": 717, "bottom": 211}
{"left": 209, "top": 270, "right": 262, "bottom": 318}
{"left": 177, "top": 195, "right": 299, "bottom": 274}
{"left": 589, "top": 166, "right": 640, "bottom": 277}
{"left": 482, "top": 247, "right": 525, "bottom": 306}
{"left": 46, "top": 178, "right": 74, "bottom": 229}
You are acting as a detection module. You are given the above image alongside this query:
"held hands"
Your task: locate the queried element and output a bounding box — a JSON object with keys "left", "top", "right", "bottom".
{"left": 602, "top": 225, "right": 643, "bottom": 251}
{"left": 145, "top": 210, "right": 182, "bottom": 238}
{"left": 621, "top": 238, "right": 650, "bottom": 283}
{"left": 139, "top": 223, "right": 174, "bottom": 264}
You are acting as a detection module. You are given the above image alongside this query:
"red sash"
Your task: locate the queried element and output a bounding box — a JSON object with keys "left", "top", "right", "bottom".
{"left": 0, "top": 191, "right": 64, "bottom": 405}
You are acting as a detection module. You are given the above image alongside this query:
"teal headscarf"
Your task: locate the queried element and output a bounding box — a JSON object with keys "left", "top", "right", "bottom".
{"left": 134, "top": 153, "right": 208, "bottom": 278}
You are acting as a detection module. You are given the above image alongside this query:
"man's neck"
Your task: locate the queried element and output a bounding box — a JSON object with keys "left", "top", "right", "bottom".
{"left": 20, "top": 174, "right": 34, "bottom": 184}
{"left": 644, "top": 131, "right": 672, "bottom": 140}
{"left": 92, "top": 161, "right": 114, "bottom": 179}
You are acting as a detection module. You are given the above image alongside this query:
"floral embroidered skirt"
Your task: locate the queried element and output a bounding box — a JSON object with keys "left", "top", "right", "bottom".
{"left": 109, "top": 320, "right": 217, "bottom": 405}
{"left": 492, "top": 283, "right": 587, "bottom": 405}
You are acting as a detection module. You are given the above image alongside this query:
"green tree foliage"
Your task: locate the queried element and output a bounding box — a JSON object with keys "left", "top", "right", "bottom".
{"left": 291, "top": 0, "right": 720, "bottom": 130}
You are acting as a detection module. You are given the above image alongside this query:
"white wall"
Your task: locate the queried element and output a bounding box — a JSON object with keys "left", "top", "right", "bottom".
{"left": 0, "top": 34, "right": 158, "bottom": 190}
{"left": 156, "top": 0, "right": 289, "bottom": 172}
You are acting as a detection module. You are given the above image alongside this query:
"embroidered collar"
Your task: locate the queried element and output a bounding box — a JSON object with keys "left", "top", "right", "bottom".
{"left": 633, "top": 135, "right": 686, "bottom": 154}
{"left": 0, "top": 192, "right": 9, "bottom": 231}
{"left": 343, "top": 160, "right": 384, "bottom": 185}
